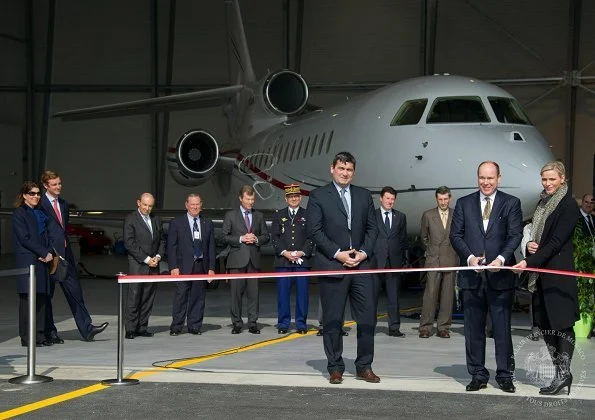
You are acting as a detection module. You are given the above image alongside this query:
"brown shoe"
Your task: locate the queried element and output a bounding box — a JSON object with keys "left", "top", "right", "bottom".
{"left": 438, "top": 330, "right": 450, "bottom": 338}
{"left": 419, "top": 329, "right": 431, "bottom": 338}
{"left": 355, "top": 368, "right": 380, "bottom": 383}
{"left": 329, "top": 371, "right": 343, "bottom": 384}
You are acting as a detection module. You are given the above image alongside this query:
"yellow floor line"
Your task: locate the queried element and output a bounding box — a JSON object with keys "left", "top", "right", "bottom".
{"left": 0, "top": 309, "right": 416, "bottom": 418}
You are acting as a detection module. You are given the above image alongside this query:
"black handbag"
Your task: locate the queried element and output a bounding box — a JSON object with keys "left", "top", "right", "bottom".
{"left": 50, "top": 251, "right": 69, "bottom": 282}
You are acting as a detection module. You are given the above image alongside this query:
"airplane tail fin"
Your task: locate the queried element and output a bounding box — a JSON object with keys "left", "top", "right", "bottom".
{"left": 225, "top": 0, "right": 256, "bottom": 84}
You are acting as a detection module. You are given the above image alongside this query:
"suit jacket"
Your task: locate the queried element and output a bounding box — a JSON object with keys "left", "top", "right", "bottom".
{"left": 40, "top": 194, "right": 72, "bottom": 261}
{"left": 12, "top": 205, "right": 52, "bottom": 294}
{"left": 306, "top": 182, "right": 378, "bottom": 274}
{"left": 123, "top": 210, "right": 164, "bottom": 275}
{"left": 167, "top": 213, "right": 216, "bottom": 274}
{"left": 450, "top": 190, "right": 522, "bottom": 290}
{"left": 271, "top": 206, "right": 314, "bottom": 268}
{"left": 373, "top": 207, "right": 407, "bottom": 268}
{"left": 221, "top": 208, "right": 270, "bottom": 269}
{"left": 421, "top": 207, "right": 458, "bottom": 268}
{"left": 578, "top": 211, "right": 595, "bottom": 238}
{"left": 525, "top": 189, "right": 580, "bottom": 330}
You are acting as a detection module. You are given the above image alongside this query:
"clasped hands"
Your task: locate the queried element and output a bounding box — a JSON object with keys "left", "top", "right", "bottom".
{"left": 147, "top": 256, "right": 160, "bottom": 268}
{"left": 241, "top": 233, "right": 258, "bottom": 244}
{"left": 283, "top": 250, "right": 304, "bottom": 262}
{"left": 336, "top": 250, "right": 366, "bottom": 268}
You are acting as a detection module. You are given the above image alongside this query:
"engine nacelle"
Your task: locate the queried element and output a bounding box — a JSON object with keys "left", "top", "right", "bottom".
{"left": 167, "top": 129, "right": 219, "bottom": 186}
{"left": 263, "top": 70, "right": 309, "bottom": 115}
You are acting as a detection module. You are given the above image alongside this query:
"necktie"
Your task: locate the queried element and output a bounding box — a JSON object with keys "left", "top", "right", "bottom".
{"left": 340, "top": 188, "right": 351, "bottom": 230}
{"left": 244, "top": 211, "right": 251, "bottom": 233}
{"left": 441, "top": 212, "right": 448, "bottom": 229}
{"left": 53, "top": 199, "right": 63, "bottom": 227}
{"left": 193, "top": 217, "right": 202, "bottom": 259}
{"left": 290, "top": 209, "right": 296, "bottom": 218}
{"left": 384, "top": 211, "right": 390, "bottom": 230}
{"left": 144, "top": 215, "right": 153, "bottom": 236}
{"left": 483, "top": 197, "right": 491, "bottom": 221}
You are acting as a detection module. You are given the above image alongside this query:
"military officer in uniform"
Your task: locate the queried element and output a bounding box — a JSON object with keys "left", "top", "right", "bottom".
{"left": 271, "top": 184, "right": 314, "bottom": 334}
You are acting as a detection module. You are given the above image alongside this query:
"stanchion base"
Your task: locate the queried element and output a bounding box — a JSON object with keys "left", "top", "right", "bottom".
{"left": 9, "top": 374, "right": 53, "bottom": 384}
{"left": 101, "top": 378, "right": 139, "bottom": 386}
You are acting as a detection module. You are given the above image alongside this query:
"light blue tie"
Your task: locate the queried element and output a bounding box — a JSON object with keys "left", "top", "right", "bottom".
{"left": 340, "top": 188, "right": 351, "bottom": 230}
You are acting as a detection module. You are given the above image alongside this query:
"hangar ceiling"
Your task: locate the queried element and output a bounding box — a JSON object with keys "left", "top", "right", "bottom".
{"left": 0, "top": 0, "right": 593, "bottom": 208}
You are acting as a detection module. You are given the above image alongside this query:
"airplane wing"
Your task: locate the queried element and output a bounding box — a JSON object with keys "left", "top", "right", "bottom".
{"left": 53, "top": 85, "right": 245, "bottom": 120}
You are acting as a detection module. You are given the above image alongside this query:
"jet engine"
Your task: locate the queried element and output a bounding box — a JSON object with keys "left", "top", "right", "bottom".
{"left": 167, "top": 129, "right": 219, "bottom": 186}
{"left": 263, "top": 70, "right": 309, "bottom": 115}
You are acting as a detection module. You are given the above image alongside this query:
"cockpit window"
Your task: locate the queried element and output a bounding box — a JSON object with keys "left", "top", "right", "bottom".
{"left": 488, "top": 97, "right": 532, "bottom": 125}
{"left": 390, "top": 99, "right": 428, "bottom": 126}
{"left": 426, "top": 96, "right": 490, "bottom": 123}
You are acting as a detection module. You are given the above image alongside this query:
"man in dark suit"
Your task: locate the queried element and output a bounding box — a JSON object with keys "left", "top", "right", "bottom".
{"left": 271, "top": 183, "right": 314, "bottom": 334}
{"left": 123, "top": 193, "right": 163, "bottom": 339}
{"left": 373, "top": 186, "right": 407, "bottom": 337}
{"left": 167, "top": 193, "right": 216, "bottom": 336}
{"left": 578, "top": 193, "right": 594, "bottom": 238}
{"left": 419, "top": 186, "right": 459, "bottom": 338}
{"left": 221, "top": 185, "right": 270, "bottom": 334}
{"left": 450, "top": 161, "right": 522, "bottom": 393}
{"left": 40, "top": 170, "right": 108, "bottom": 342}
{"left": 307, "top": 151, "right": 379, "bottom": 384}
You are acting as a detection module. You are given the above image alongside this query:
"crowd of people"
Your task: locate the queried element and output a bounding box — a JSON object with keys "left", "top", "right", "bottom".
{"left": 11, "top": 154, "right": 593, "bottom": 396}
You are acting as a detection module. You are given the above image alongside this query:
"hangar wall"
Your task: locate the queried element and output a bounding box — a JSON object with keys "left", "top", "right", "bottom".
{"left": 0, "top": 0, "right": 593, "bottom": 213}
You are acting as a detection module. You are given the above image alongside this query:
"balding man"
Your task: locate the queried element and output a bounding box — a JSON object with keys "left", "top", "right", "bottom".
{"left": 123, "top": 193, "right": 164, "bottom": 339}
{"left": 579, "top": 194, "right": 594, "bottom": 238}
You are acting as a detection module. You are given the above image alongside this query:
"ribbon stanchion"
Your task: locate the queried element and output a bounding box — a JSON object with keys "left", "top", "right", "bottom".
{"left": 101, "top": 273, "right": 139, "bottom": 386}
{"left": 9, "top": 265, "right": 53, "bottom": 384}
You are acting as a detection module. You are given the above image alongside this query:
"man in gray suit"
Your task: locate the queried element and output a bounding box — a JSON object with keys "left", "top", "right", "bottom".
{"left": 222, "top": 185, "right": 270, "bottom": 334}
{"left": 123, "top": 193, "right": 163, "bottom": 339}
{"left": 373, "top": 186, "right": 407, "bottom": 337}
{"left": 418, "top": 186, "right": 459, "bottom": 338}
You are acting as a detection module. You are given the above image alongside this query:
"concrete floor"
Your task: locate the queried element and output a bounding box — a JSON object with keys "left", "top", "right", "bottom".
{"left": 0, "top": 254, "right": 594, "bottom": 419}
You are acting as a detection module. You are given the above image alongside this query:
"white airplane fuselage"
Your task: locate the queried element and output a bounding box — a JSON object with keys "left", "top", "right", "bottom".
{"left": 226, "top": 75, "right": 554, "bottom": 234}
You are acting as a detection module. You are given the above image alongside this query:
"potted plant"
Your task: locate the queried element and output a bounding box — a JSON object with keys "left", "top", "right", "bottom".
{"left": 573, "top": 226, "right": 595, "bottom": 338}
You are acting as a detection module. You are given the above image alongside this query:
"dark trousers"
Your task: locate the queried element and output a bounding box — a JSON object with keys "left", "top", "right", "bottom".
{"left": 276, "top": 266, "right": 310, "bottom": 330}
{"left": 419, "top": 270, "right": 455, "bottom": 332}
{"left": 171, "top": 260, "right": 206, "bottom": 331}
{"left": 126, "top": 268, "right": 158, "bottom": 333}
{"left": 46, "top": 258, "right": 93, "bottom": 339}
{"left": 462, "top": 279, "right": 514, "bottom": 382}
{"left": 375, "top": 263, "right": 401, "bottom": 332}
{"left": 229, "top": 262, "right": 259, "bottom": 328}
{"left": 534, "top": 280, "right": 575, "bottom": 370}
{"left": 19, "top": 293, "right": 48, "bottom": 344}
{"left": 320, "top": 273, "right": 377, "bottom": 374}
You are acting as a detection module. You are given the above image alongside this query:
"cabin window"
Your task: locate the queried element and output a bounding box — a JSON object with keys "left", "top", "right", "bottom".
{"left": 326, "top": 131, "right": 334, "bottom": 153}
{"left": 426, "top": 96, "right": 490, "bottom": 123}
{"left": 391, "top": 99, "right": 428, "bottom": 126}
{"left": 488, "top": 97, "right": 532, "bottom": 125}
{"left": 311, "top": 135, "right": 318, "bottom": 157}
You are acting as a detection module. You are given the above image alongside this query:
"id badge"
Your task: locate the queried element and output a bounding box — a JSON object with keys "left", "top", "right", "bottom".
{"left": 193, "top": 231, "right": 200, "bottom": 240}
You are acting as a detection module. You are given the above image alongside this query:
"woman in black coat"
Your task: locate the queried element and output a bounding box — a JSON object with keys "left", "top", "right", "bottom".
{"left": 513, "top": 161, "right": 580, "bottom": 395}
{"left": 12, "top": 181, "right": 54, "bottom": 347}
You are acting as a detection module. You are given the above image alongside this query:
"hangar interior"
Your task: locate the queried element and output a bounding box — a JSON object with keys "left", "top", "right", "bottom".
{"left": 0, "top": 0, "right": 594, "bottom": 251}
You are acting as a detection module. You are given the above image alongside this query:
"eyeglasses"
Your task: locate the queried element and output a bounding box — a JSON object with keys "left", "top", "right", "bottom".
{"left": 26, "top": 191, "right": 42, "bottom": 196}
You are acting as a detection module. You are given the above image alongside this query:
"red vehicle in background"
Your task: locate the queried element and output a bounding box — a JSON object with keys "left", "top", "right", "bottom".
{"left": 66, "top": 224, "right": 112, "bottom": 255}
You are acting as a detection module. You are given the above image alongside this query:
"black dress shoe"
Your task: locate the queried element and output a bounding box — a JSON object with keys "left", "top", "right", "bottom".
{"left": 297, "top": 329, "right": 307, "bottom": 334}
{"left": 341, "top": 330, "right": 349, "bottom": 337}
{"left": 497, "top": 378, "right": 516, "bottom": 393}
{"left": 169, "top": 330, "right": 181, "bottom": 336}
{"left": 86, "top": 322, "right": 109, "bottom": 341}
{"left": 278, "top": 328, "right": 288, "bottom": 334}
{"left": 466, "top": 378, "right": 487, "bottom": 391}
{"left": 389, "top": 330, "right": 405, "bottom": 337}
{"left": 125, "top": 331, "right": 135, "bottom": 339}
{"left": 48, "top": 335, "right": 65, "bottom": 344}
{"left": 188, "top": 329, "right": 201, "bottom": 335}
{"left": 231, "top": 326, "right": 242, "bottom": 334}
{"left": 136, "top": 331, "right": 154, "bottom": 337}
{"left": 248, "top": 326, "right": 261, "bottom": 334}
{"left": 21, "top": 340, "right": 50, "bottom": 347}
{"left": 317, "top": 329, "right": 323, "bottom": 336}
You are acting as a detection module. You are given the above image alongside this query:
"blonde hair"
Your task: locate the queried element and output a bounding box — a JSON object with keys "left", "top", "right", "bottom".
{"left": 540, "top": 161, "right": 566, "bottom": 180}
